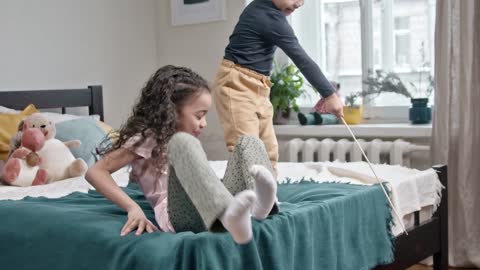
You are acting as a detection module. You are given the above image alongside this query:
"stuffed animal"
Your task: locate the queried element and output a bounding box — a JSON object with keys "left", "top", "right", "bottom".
{"left": 1, "top": 127, "right": 48, "bottom": 186}
{"left": 6, "top": 120, "right": 24, "bottom": 159}
{"left": 1, "top": 113, "right": 89, "bottom": 186}
{"left": 22, "top": 113, "right": 88, "bottom": 183}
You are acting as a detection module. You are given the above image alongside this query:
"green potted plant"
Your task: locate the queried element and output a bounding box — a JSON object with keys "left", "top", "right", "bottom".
{"left": 363, "top": 69, "right": 434, "bottom": 124}
{"left": 363, "top": 70, "right": 414, "bottom": 98}
{"left": 363, "top": 43, "right": 434, "bottom": 124}
{"left": 343, "top": 91, "right": 367, "bottom": 124}
{"left": 407, "top": 72, "right": 434, "bottom": 124}
{"left": 270, "top": 63, "right": 306, "bottom": 125}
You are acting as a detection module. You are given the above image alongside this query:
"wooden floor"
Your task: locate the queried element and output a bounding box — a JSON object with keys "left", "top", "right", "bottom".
{"left": 407, "top": 265, "right": 478, "bottom": 270}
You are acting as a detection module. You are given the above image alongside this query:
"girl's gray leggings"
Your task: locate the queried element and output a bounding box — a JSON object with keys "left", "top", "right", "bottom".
{"left": 166, "top": 132, "right": 278, "bottom": 233}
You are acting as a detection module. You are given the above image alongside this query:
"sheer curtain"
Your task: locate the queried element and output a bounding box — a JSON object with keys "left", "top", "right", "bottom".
{"left": 431, "top": 0, "right": 480, "bottom": 267}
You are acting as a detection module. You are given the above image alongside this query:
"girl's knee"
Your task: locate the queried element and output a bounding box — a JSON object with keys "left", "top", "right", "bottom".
{"left": 236, "top": 135, "right": 263, "bottom": 148}
{"left": 167, "top": 132, "right": 202, "bottom": 157}
{"left": 169, "top": 132, "right": 200, "bottom": 147}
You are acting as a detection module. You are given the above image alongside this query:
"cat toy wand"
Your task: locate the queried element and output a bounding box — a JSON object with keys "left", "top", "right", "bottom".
{"left": 340, "top": 117, "right": 408, "bottom": 235}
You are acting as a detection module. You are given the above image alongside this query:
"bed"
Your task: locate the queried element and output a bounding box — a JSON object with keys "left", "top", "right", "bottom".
{"left": 0, "top": 86, "right": 448, "bottom": 270}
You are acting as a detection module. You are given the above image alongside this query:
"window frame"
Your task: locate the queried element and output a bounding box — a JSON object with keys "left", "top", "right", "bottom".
{"left": 287, "top": 0, "right": 435, "bottom": 121}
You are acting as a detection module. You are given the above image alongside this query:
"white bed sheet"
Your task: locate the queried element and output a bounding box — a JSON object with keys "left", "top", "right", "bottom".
{"left": 0, "top": 167, "right": 130, "bottom": 200}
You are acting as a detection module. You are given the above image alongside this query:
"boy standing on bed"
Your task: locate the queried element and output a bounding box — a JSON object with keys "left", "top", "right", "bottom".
{"left": 214, "top": 0, "right": 344, "bottom": 174}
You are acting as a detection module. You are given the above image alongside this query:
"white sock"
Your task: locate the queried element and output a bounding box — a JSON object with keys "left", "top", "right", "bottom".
{"left": 249, "top": 165, "right": 277, "bottom": 220}
{"left": 220, "top": 190, "right": 256, "bottom": 244}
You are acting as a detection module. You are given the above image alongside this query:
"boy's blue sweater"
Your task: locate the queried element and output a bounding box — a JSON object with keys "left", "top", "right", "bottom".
{"left": 224, "top": 0, "right": 334, "bottom": 97}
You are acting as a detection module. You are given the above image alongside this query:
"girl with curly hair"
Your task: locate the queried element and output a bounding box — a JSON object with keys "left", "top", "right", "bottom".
{"left": 86, "top": 65, "right": 278, "bottom": 244}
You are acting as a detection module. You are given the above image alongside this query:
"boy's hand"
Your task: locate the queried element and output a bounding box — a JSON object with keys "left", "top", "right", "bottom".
{"left": 323, "top": 94, "right": 344, "bottom": 118}
{"left": 121, "top": 205, "right": 159, "bottom": 236}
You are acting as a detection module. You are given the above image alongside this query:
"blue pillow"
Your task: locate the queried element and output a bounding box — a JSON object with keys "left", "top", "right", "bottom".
{"left": 55, "top": 118, "right": 109, "bottom": 167}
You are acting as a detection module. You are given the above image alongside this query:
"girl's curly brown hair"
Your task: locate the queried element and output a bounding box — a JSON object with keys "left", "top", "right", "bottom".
{"left": 98, "top": 65, "right": 210, "bottom": 169}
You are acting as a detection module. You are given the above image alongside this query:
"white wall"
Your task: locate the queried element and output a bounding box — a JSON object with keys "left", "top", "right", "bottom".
{"left": 0, "top": 0, "right": 245, "bottom": 159}
{"left": 0, "top": 0, "right": 159, "bottom": 129}
{"left": 155, "top": 0, "right": 246, "bottom": 160}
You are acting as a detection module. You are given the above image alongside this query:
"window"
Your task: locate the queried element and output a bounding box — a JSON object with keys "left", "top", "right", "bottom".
{"left": 394, "top": 16, "right": 411, "bottom": 68}
{"left": 290, "top": 0, "right": 436, "bottom": 110}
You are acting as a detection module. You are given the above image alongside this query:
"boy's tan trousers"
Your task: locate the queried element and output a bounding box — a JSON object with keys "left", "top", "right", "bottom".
{"left": 214, "top": 59, "right": 278, "bottom": 174}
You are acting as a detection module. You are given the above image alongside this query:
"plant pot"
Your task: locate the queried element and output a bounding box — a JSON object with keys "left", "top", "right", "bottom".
{"left": 273, "top": 108, "right": 291, "bottom": 125}
{"left": 343, "top": 106, "right": 363, "bottom": 125}
{"left": 409, "top": 98, "right": 431, "bottom": 124}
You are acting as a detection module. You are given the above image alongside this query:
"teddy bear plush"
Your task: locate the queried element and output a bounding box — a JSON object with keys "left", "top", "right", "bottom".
{"left": 1, "top": 127, "right": 48, "bottom": 187}
{"left": 24, "top": 113, "right": 88, "bottom": 183}
{"left": 6, "top": 120, "right": 24, "bottom": 159}
{"left": 1, "top": 113, "right": 88, "bottom": 186}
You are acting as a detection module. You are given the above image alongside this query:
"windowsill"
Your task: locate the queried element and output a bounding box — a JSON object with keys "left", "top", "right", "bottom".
{"left": 274, "top": 123, "right": 432, "bottom": 139}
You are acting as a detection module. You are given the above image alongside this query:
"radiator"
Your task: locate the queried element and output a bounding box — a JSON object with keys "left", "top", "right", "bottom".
{"left": 286, "top": 138, "right": 430, "bottom": 166}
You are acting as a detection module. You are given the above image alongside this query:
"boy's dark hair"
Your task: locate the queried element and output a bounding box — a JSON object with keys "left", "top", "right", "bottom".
{"left": 98, "top": 65, "right": 210, "bottom": 169}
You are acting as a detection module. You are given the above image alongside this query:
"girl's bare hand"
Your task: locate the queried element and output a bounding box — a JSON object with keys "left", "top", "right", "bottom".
{"left": 120, "top": 205, "right": 159, "bottom": 236}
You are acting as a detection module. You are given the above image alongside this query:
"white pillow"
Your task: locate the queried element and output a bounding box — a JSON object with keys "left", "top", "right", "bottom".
{"left": 40, "top": 112, "right": 100, "bottom": 124}
{"left": 0, "top": 106, "right": 20, "bottom": 114}
{"left": 39, "top": 112, "right": 79, "bottom": 123}
{"left": 0, "top": 106, "right": 99, "bottom": 123}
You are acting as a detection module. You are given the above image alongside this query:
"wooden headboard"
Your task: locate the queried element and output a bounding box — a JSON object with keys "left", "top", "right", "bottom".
{"left": 0, "top": 85, "right": 104, "bottom": 121}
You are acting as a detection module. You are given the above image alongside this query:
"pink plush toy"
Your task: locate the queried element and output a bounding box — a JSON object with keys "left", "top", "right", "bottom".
{"left": 1, "top": 127, "right": 48, "bottom": 187}
{"left": 1, "top": 113, "right": 88, "bottom": 186}
{"left": 23, "top": 113, "right": 88, "bottom": 183}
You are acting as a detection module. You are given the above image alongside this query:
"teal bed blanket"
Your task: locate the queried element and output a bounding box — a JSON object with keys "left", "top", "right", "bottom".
{"left": 0, "top": 181, "right": 394, "bottom": 270}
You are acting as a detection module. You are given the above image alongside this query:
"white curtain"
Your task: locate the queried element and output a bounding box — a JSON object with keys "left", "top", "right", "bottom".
{"left": 432, "top": 0, "right": 480, "bottom": 267}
